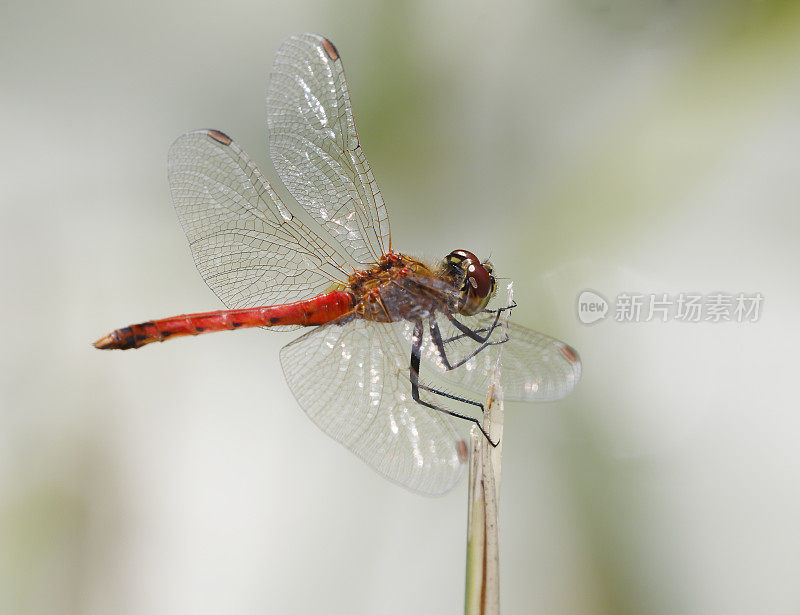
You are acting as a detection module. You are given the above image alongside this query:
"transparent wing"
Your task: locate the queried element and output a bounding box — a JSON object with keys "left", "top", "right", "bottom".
{"left": 168, "top": 129, "right": 354, "bottom": 329}
{"left": 417, "top": 312, "right": 582, "bottom": 403}
{"left": 361, "top": 272, "right": 581, "bottom": 401}
{"left": 268, "top": 33, "right": 390, "bottom": 265}
{"left": 280, "top": 317, "right": 467, "bottom": 495}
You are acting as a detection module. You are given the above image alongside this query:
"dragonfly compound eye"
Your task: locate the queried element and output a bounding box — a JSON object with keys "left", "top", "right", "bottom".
{"left": 444, "top": 250, "right": 496, "bottom": 315}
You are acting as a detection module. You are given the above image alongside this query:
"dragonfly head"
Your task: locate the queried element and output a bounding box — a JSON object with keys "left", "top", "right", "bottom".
{"left": 444, "top": 250, "right": 497, "bottom": 316}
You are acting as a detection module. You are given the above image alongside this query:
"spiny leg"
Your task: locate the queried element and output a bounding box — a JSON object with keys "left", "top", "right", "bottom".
{"left": 409, "top": 320, "right": 498, "bottom": 447}
{"left": 429, "top": 316, "right": 507, "bottom": 371}
{"left": 447, "top": 312, "right": 500, "bottom": 344}
{"left": 442, "top": 324, "right": 495, "bottom": 345}
{"left": 444, "top": 301, "right": 517, "bottom": 345}
{"left": 487, "top": 300, "right": 517, "bottom": 313}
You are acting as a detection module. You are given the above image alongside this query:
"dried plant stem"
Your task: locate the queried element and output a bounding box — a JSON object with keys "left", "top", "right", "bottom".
{"left": 464, "top": 386, "right": 504, "bottom": 614}
{"left": 464, "top": 284, "right": 512, "bottom": 615}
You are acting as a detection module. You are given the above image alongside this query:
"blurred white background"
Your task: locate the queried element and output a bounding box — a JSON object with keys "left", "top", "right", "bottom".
{"left": 2, "top": 0, "right": 799, "bottom": 613}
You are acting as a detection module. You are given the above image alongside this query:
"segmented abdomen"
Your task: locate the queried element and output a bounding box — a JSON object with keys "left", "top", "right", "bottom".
{"left": 94, "top": 291, "right": 354, "bottom": 350}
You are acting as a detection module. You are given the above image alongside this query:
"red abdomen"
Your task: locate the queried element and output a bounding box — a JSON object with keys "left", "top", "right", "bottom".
{"left": 94, "top": 291, "right": 354, "bottom": 350}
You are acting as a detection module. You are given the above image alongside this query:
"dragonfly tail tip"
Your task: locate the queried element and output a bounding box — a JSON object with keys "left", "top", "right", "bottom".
{"left": 93, "top": 333, "right": 117, "bottom": 350}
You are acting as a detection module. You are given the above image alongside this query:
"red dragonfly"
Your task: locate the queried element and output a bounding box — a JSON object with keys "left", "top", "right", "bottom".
{"left": 95, "top": 33, "right": 581, "bottom": 495}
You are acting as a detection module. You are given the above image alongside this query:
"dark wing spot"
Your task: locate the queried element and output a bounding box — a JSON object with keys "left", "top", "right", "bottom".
{"left": 195, "top": 327, "right": 205, "bottom": 332}
{"left": 321, "top": 38, "right": 339, "bottom": 61}
{"left": 206, "top": 130, "right": 232, "bottom": 146}
{"left": 560, "top": 345, "right": 580, "bottom": 364}
{"left": 232, "top": 322, "right": 243, "bottom": 328}
{"left": 161, "top": 331, "right": 173, "bottom": 338}
{"left": 269, "top": 317, "right": 279, "bottom": 324}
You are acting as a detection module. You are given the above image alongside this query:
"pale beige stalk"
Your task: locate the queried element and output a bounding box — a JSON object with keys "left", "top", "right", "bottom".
{"left": 465, "top": 283, "right": 512, "bottom": 615}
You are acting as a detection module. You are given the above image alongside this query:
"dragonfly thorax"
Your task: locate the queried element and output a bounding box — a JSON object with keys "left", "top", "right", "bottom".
{"left": 348, "top": 252, "right": 457, "bottom": 323}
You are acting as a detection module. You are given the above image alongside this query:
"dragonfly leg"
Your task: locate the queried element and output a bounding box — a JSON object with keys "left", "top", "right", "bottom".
{"left": 443, "top": 300, "right": 516, "bottom": 345}
{"left": 442, "top": 324, "right": 494, "bottom": 345}
{"left": 409, "top": 320, "right": 499, "bottom": 447}
{"left": 429, "top": 316, "right": 508, "bottom": 371}
{"left": 482, "top": 300, "right": 517, "bottom": 315}
{"left": 446, "top": 311, "right": 501, "bottom": 344}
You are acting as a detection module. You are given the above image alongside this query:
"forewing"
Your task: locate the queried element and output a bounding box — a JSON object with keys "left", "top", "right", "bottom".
{"left": 419, "top": 313, "right": 582, "bottom": 402}
{"left": 268, "top": 33, "right": 389, "bottom": 265}
{"left": 280, "top": 318, "right": 467, "bottom": 495}
{"left": 168, "top": 129, "right": 353, "bottom": 328}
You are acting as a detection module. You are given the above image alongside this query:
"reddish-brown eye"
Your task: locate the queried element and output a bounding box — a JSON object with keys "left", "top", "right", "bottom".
{"left": 445, "top": 249, "right": 496, "bottom": 316}
{"left": 450, "top": 249, "right": 477, "bottom": 261}
{"left": 467, "top": 262, "right": 492, "bottom": 299}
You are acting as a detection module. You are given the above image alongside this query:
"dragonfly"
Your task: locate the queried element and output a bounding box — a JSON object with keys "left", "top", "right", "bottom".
{"left": 94, "top": 33, "right": 581, "bottom": 495}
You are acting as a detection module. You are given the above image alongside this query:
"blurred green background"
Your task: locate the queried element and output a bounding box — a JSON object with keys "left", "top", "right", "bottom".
{"left": 2, "top": 0, "right": 799, "bottom": 613}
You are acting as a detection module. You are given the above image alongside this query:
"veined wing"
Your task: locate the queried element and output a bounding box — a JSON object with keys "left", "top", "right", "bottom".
{"left": 168, "top": 129, "right": 353, "bottom": 328}
{"left": 417, "top": 312, "right": 582, "bottom": 403}
{"left": 347, "top": 270, "right": 580, "bottom": 402}
{"left": 268, "top": 33, "right": 389, "bottom": 265}
{"left": 280, "top": 317, "right": 467, "bottom": 495}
